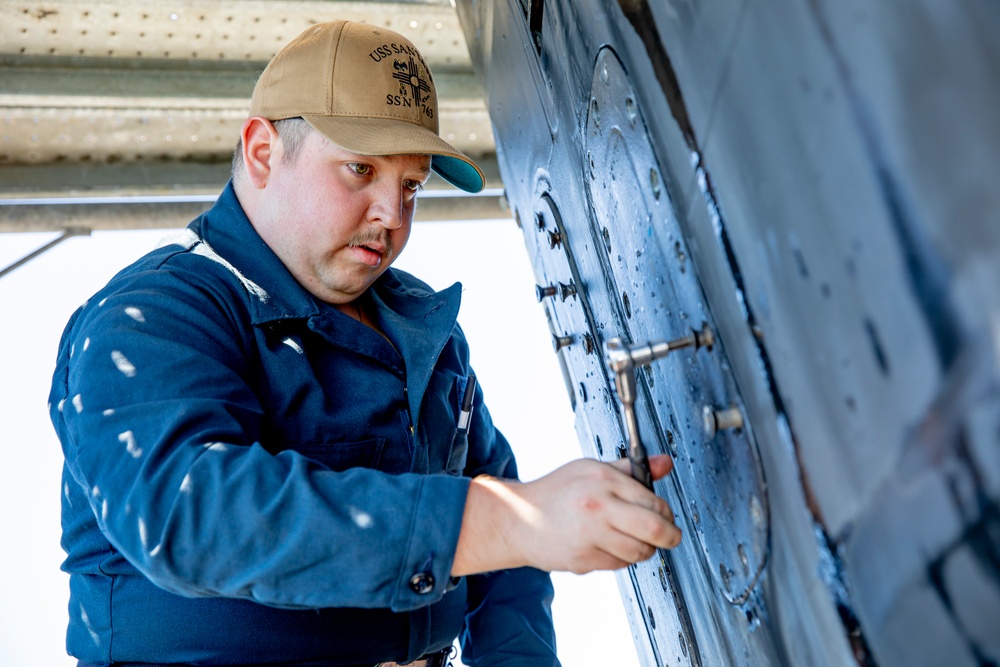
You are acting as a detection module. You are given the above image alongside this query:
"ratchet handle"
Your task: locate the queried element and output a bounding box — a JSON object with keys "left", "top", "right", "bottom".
{"left": 622, "top": 398, "right": 654, "bottom": 490}
{"left": 629, "top": 451, "right": 654, "bottom": 490}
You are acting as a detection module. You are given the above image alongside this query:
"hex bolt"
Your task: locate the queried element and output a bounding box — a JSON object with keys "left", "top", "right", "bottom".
{"left": 703, "top": 405, "right": 743, "bottom": 438}
{"left": 547, "top": 229, "right": 562, "bottom": 249}
{"left": 535, "top": 284, "right": 558, "bottom": 302}
{"left": 552, "top": 334, "right": 573, "bottom": 352}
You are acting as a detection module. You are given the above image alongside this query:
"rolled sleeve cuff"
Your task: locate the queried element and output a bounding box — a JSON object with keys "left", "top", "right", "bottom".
{"left": 391, "top": 473, "right": 471, "bottom": 611}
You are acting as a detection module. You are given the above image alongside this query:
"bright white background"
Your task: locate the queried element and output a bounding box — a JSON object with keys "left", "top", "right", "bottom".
{"left": 0, "top": 216, "right": 641, "bottom": 665}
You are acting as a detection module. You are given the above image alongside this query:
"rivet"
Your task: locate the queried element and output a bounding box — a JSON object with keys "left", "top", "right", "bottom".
{"left": 750, "top": 494, "right": 765, "bottom": 531}
{"left": 625, "top": 96, "right": 637, "bottom": 123}
{"left": 719, "top": 563, "right": 732, "bottom": 592}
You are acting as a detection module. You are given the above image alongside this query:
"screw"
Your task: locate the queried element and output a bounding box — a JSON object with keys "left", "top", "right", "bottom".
{"left": 535, "top": 284, "right": 558, "bottom": 301}
{"left": 552, "top": 334, "right": 573, "bottom": 352}
{"left": 582, "top": 333, "right": 595, "bottom": 355}
{"left": 703, "top": 405, "right": 743, "bottom": 438}
{"left": 558, "top": 281, "right": 577, "bottom": 301}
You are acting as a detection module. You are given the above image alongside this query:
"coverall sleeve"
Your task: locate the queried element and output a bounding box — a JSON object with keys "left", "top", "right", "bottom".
{"left": 457, "top": 383, "right": 562, "bottom": 667}
{"left": 51, "top": 259, "right": 469, "bottom": 613}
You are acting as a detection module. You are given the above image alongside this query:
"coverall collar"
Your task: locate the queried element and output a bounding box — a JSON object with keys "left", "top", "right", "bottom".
{"left": 197, "top": 181, "right": 463, "bottom": 421}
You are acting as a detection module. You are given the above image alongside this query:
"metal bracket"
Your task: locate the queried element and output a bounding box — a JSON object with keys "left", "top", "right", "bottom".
{"left": 0, "top": 226, "right": 91, "bottom": 280}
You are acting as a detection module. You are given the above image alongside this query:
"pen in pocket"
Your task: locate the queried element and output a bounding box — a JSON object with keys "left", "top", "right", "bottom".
{"left": 446, "top": 374, "right": 476, "bottom": 475}
{"left": 456, "top": 373, "right": 476, "bottom": 433}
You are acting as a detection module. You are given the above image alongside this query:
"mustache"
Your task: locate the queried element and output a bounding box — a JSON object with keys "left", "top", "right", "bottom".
{"left": 347, "top": 229, "right": 393, "bottom": 258}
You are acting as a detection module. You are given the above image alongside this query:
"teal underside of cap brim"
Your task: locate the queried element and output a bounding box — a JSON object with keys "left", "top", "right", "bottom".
{"left": 432, "top": 155, "right": 485, "bottom": 193}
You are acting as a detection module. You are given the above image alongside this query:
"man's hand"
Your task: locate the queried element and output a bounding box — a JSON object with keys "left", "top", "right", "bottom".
{"left": 452, "top": 455, "right": 680, "bottom": 576}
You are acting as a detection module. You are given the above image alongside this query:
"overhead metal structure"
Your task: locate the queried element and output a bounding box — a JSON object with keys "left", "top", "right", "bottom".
{"left": 0, "top": 0, "right": 506, "bottom": 234}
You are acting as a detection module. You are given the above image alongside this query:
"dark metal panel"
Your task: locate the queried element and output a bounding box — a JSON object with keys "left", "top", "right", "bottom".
{"left": 458, "top": 0, "right": 1000, "bottom": 665}
{"left": 695, "top": 0, "right": 942, "bottom": 538}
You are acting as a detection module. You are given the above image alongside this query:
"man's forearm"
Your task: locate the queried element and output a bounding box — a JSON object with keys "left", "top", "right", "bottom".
{"left": 452, "top": 475, "right": 528, "bottom": 576}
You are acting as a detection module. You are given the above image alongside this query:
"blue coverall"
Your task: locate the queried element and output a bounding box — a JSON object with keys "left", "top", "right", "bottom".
{"left": 49, "top": 183, "right": 560, "bottom": 666}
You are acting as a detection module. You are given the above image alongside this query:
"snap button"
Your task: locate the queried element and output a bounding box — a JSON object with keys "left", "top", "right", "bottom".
{"left": 408, "top": 571, "right": 435, "bottom": 595}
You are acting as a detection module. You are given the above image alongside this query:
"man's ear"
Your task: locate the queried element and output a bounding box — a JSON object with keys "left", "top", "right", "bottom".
{"left": 240, "top": 116, "right": 279, "bottom": 189}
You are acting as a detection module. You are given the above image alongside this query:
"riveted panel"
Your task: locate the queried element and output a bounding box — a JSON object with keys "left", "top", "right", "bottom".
{"left": 585, "top": 47, "right": 768, "bottom": 606}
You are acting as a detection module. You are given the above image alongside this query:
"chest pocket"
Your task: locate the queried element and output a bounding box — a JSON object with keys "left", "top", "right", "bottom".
{"left": 294, "top": 438, "right": 387, "bottom": 473}
{"left": 421, "top": 370, "right": 468, "bottom": 474}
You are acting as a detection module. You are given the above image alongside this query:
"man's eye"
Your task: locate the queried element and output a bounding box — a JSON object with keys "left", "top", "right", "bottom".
{"left": 350, "top": 163, "right": 372, "bottom": 176}
{"left": 404, "top": 180, "right": 424, "bottom": 192}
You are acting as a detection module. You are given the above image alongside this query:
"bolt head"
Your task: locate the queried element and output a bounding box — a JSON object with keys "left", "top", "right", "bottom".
{"left": 702, "top": 404, "right": 716, "bottom": 437}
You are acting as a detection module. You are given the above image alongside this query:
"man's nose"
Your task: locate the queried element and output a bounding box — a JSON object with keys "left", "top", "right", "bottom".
{"left": 367, "top": 181, "right": 406, "bottom": 230}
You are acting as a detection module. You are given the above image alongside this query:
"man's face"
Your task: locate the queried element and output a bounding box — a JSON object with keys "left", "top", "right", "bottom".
{"left": 253, "top": 127, "right": 431, "bottom": 305}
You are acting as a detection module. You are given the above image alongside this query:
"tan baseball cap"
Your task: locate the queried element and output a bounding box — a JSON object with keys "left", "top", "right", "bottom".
{"left": 250, "top": 20, "right": 485, "bottom": 193}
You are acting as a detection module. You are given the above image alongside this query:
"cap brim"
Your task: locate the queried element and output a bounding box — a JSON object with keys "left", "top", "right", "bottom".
{"left": 302, "top": 115, "right": 486, "bottom": 193}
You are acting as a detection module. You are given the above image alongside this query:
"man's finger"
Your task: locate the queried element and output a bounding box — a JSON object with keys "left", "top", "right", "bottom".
{"left": 648, "top": 454, "right": 674, "bottom": 480}
{"left": 609, "top": 453, "right": 674, "bottom": 480}
{"left": 608, "top": 504, "right": 683, "bottom": 552}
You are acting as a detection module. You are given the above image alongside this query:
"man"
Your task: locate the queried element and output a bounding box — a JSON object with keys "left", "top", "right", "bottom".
{"left": 50, "top": 20, "right": 680, "bottom": 667}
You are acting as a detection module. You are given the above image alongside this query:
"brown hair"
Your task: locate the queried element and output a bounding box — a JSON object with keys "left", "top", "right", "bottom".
{"left": 231, "top": 117, "right": 314, "bottom": 181}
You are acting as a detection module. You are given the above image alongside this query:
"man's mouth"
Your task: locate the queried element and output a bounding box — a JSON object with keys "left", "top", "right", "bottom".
{"left": 350, "top": 240, "right": 390, "bottom": 267}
